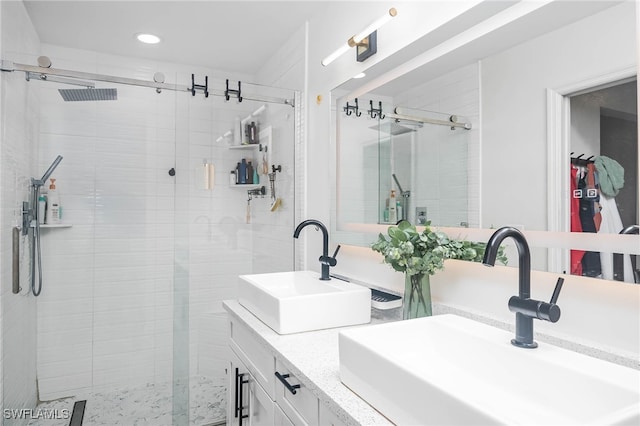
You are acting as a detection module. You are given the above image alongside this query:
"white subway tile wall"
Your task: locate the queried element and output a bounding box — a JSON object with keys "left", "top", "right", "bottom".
{"left": 394, "top": 63, "right": 480, "bottom": 227}
{"left": 11, "top": 43, "right": 298, "bottom": 408}
{"left": 0, "top": 1, "right": 42, "bottom": 419}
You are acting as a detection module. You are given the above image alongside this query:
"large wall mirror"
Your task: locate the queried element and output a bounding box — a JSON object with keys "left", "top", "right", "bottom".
{"left": 331, "top": 0, "right": 638, "bottom": 279}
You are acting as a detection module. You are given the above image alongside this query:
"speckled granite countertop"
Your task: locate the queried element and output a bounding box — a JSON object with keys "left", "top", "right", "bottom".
{"left": 223, "top": 300, "right": 398, "bottom": 426}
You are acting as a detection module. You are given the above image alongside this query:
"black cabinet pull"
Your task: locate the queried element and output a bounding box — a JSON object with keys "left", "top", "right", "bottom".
{"left": 235, "top": 368, "right": 249, "bottom": 423}
{"left": 238, "top": 373, "right": 249, "bottom": 425}
{"left": 275, "top": 371, "right": 301, "bottom": 395}
{"left": 234, "top": 368, "right": 240, "bottom": 418}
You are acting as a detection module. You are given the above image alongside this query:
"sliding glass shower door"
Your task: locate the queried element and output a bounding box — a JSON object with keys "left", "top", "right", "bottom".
{"left": 2, "top": 58, "right": 298, "bottom": 424}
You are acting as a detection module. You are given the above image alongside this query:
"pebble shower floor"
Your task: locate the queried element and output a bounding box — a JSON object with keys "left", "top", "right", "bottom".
{"left": 26, "top": 376, "right": 226, "bottom": 426}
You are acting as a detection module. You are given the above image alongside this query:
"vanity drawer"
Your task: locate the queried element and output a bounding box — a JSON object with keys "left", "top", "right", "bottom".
{"left": 319, "top": 404, "right": 349, "bottom": 426}
{"left": 274, "top": 359, "right": 319, "bottom": 426}
{"left": 230, "top": 318, "right": 276, "bottom": 398}
{"left": 275, "top": 404, "right": 295, "bottom": 426}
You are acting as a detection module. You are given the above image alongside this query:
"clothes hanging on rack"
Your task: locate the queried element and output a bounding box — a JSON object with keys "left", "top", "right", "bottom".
{"left": 598, "top": 194, "right": 634, "bottom": 283}
{"left": 570, "top": 166, "right": 585, "bottom": 276}
{"left": 595, "top": 155, "right": 625, "bottom": 197}
{"left": 570, "top": 155, "right": 632, "bottom": 280}
{"left": 575, "top": 165, "right": 602, "bottom": 277}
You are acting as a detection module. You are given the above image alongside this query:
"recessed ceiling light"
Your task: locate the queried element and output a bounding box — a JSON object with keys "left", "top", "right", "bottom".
{"left": 353, "top": 72, "right": 366, "bottom": 79}
{"left": 136, "top": 33, "right": 161, "bottom": 44}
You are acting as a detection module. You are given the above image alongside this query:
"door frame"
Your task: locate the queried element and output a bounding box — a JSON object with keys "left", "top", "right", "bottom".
{"left": 546, "top": 66, "right": 637, "bottom": 273}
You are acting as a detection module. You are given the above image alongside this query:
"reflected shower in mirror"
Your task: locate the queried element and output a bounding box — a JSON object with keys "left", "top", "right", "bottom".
{"left": 335, "top": 63, "right": 479, "bottom": 231}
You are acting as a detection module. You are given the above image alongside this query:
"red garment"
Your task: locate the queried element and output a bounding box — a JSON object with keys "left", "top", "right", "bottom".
{"left": 570, "top": 166, "right": 585, "bottom": 276}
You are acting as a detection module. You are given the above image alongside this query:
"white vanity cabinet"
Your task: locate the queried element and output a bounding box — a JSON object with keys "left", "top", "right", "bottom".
{"left": 228, "top": 349, "right": 274, "bottom": 426}
{"left": 223, "top": 300, "right": 392, "bottom": 426}
{"left": 228, "top": 317, "right": 323, "bottom": 426}
{"left": 274, "top": 359, "right": 319, "bottom": 425}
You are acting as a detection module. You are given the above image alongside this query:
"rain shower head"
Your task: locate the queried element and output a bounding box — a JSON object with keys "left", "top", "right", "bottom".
{"left": 58, "top": 88, "right": 117, "bottom": 102}
{"left": 370, "top": 121, "right": 421, "bottom": 136}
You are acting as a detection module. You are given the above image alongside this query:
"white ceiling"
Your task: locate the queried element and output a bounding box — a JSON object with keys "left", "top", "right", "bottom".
{"left": 23, "top": 1, "right": 330, "bottom": 74}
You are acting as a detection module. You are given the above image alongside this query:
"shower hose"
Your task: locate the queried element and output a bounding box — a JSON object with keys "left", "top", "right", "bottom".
{"left": 31, "top": 186, "right": 43, "bottom": 296}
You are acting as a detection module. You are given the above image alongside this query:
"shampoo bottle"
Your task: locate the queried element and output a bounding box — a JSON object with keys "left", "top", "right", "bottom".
{"left": 46, "top": 178, "right": 61, "bottom": 224}
{"left": 247, "top": 161, "right": 254, "bottom": 184}
{"left": 239, "top": 159, "right": 247, "bottom": 184}
{"left": 388, "top": 190, "right": 397, "bottom": 223}
{"left": 38, "top": 194, "right": 47, "bottom": 224}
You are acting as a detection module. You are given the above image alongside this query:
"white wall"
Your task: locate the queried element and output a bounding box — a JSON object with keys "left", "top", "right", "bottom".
{"left": 0, "top": 1, "right": 40, "bottom": 420}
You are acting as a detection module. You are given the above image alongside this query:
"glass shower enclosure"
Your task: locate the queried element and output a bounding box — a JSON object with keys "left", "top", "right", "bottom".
{"left": 1, "top": 56, "right": 298, "bottom": 424}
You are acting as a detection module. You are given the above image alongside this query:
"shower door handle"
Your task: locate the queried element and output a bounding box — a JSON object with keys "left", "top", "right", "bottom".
{"left": 12, "top": 227, "right": 21, "bottom": 294}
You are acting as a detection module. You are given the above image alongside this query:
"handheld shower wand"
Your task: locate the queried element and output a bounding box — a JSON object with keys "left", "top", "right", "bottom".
{"left": 27, "top": 155, "right": 63, "bottom": 296}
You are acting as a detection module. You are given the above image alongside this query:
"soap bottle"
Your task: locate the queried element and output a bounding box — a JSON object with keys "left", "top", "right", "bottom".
{"left": 235, "top": 162, "right": 241, "bottom": 184}
{"left": 249, "top": 122, "right": 258, "bottom": 144}
{"left": 383, "top": 198, "right": 389, "bottom": 223}
{"left": 239, "top": 159, "right": 247, "bottom": 184}
{"left": 230, "top": 170, "right": 236, "bottom": 186}
{"left": 38, "top": 194, "right": 47, "bottom": 224}
{"left": 388, "top": 190, "right": 397, "bottom": 223}
{"left": 397, "top": 200, "right": 403, "bottom": 222}
{"left": 247, "top": 161, "right": 254, "bottom": 184}
{"left": 46, "top": 178, "right": 61, "bottom": 224}
{"left": 253, "top": 167, "right": 259, "bottom": 185}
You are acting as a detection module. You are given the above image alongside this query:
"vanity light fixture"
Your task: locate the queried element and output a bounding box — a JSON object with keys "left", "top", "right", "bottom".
{"left": 321, "top": 7, "right": 397, "bottom": 66}
{"left": 136, "top": 33, "right": 161, "bottom": 44}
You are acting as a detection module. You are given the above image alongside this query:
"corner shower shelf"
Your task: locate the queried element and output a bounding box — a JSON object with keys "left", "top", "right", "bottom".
{"left": 230, "top": 184, "right": 261, "bottom": 190}
{"left": 228, "top": 144, "right": 262, "bottom": 150}
{"left": 31, "top": 223, "right": 72, "bottom": 229}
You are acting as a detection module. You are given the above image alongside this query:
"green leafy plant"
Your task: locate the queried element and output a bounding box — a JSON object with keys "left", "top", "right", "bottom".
{"left": 371, "top": 220, "right": 507, "bottom": 276}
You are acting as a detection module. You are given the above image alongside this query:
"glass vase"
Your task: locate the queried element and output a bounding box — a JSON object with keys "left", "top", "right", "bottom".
{"left": 403, "top": 272, "right": 432, "bottom": 319}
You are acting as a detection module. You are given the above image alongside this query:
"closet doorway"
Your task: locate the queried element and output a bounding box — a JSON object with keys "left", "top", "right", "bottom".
{"left": 569, "top": 78, "right": 638, "bottom": 282}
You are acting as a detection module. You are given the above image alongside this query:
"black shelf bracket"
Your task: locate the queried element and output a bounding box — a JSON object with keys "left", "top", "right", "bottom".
{"left": 225, "top": 79, "right": 243, "bottom": 102}
{"left": 191, "top": 74, "right": 209, "bottom": 98}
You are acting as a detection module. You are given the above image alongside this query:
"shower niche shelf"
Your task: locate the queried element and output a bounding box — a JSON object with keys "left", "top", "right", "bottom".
{"left": 31, "top": 224, "right": 72, "bottom": 229}
{"left": 229, "top": 183, "right": 261, "bottom": 190}
{"left": 228, "top": 144, "right": 262, "bottom": 150}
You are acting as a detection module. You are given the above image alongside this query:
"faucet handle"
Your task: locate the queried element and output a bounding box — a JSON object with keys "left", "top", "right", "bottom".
{"left": 538, "top": 277, "right": 564, "bottom": 323}
{"left": 550, "top": 277, "right": 564, "bottom": 305}
{"left": 320, "top": 245, "right": 341, "bottom": 267}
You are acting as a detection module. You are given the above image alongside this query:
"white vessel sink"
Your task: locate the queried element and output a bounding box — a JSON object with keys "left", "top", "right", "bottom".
{"left": 339, "top": 314, "right": 640, "bottom": 425}
{"left": 238, "top": 271, "right": 371, "bottom": 334}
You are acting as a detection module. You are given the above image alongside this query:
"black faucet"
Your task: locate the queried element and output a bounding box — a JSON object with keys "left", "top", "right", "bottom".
{"left": 482, "top": 227, "right": 564, "bottom": 349}
{"left": 620, "top": 225, "right": 639, "bottom": 235}
{"left": 293, "top": 219, "right": 340, "bottom": 280}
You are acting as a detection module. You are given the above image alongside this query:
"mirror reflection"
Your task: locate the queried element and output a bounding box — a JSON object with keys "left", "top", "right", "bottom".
{"left": 332, "top": 1, "right": 638, "bottom": 277}
{"left": 338, "top": 102, "right": 473, "bottom": 227}
{"left": 568, "top": 79, "right": 638, "bottom": 282}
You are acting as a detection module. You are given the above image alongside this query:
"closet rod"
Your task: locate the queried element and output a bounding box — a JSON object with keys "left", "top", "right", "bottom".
{"left": 1, "top": 60, "right": 295, "bottom": 107}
